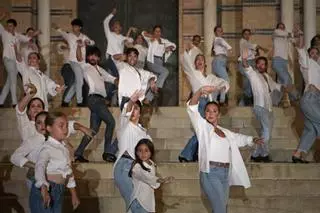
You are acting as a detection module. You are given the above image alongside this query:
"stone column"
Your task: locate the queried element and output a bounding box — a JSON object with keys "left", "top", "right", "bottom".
{"left": 203, "top": 0, "right": 217, "bottom": 73}
{"left": 304, "top": 0, "right": 316, "bottom": 48}
{"left": 37, "top": 0, "right": 50, "bottom": 75}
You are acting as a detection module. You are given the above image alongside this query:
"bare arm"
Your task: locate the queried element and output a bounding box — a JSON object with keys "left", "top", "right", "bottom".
{"left": 76, "top": 42, "right": 83, "bottom": 62}
{"left": 190, "top": 86, "right": 216, "bottom": 105}
{"left": 18, "top": 84, "right": 37, "bottom": 113}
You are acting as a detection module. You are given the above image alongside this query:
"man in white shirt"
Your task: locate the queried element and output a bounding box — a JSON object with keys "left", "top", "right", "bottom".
{"left": 53, "top": 18, "right": 95, "bottom": 107}
{"left": 242, "top": 50, "right": 288, "bottom": 162}
{"left": 74, "top": 45, "right": 118, "bottom": 163}
{"left": 0, "top": 16, "right": 37, "bottom": 107}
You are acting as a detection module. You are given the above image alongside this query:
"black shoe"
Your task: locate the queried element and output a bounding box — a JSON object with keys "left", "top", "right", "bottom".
{"left": 292, "top": 156, "right": 309, "bottom": 164}
{"left": 77, "top": 103, "right": 87, "bottom": 107}
{"left": 61, "top": 102, "right": 69, "bottom": 107}
{"left": 102, "top": 153, "right": 116, "bottom": 163}
{"left": 250, "top": 156, "right": 262, "bottom": 162}
{"left": 260, "top": 155, "right": 272, "bottom": 163}
{"left": 75, "top": 156, "right": 89, "bottom": 163}
{"left": 178, "top": 156, "right": 190, "bottom": 163}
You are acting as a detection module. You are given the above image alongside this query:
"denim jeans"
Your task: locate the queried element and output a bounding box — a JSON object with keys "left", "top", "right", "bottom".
{"left": 212, "top": 56, "right": 228, "bottom": 103}
{"left": 179, "top": 97, "right": 208, "bottom": 161}
{"left": 200, "top": 167, "right": 229, "bottom": 213}
{"left": 29, "top": 181, "right": 65, "bottom": 213}
{"left": 147, "top": 57, "right": 169, "bottom": 89}
{"left": 129, "top": 199, "right": 149, "bottom": 213}
{"left": 0, "top": 57, "right": 18, "bottom": 105}
{"left": 297, "top": 90, "right": 320, "bottom": 153}
{"left": 252, "top": 105, "right": 274, "bottom": 157}
{"left": 60, "top": 63, "right": 75, "bottom": 101}
{"left": 64, "top": 61, "right": 84, "bottom": 104}
{"left": 238, "top": 59, "right": 255, "bottom": 106}
{"left": 74, "top": 94, "right": 116, "bottom": 157}
{"left": 114, "top": 157, "right": 134, "bottom": 210}
{"left": 272, "top": 56, "right": 298, "bottom": 101}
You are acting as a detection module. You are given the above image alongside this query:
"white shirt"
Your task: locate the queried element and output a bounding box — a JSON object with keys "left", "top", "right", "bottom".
{"left": 20, "top": 42, "right": 39, "bottom": 64}
{"left": 188, "top": 45, "right": 203, "bottom": 66}
{"left": 134, "top": 44, "right": 148, "bottom": 69}
{"left": 81, "top": 62, "right": 116, "bottom": 98}
{"left": 114, "top": 103, "right": 152, "bottom": 166}
{"left": 296, "top": 48, "right": 320, "bottom": 91}
{"left": 56, "top": 42, "right": 70, "bottom": 64}
{"left": 187, "top": 102, "right": 254, "bottom": 188}
{"left": 103, "top": 14, "right": 133, "bottom": 58}
{"left": 10, "top": 132, "right": 45, "bottom": 167}
{"left": 142, "top": 31, "right": 176, "bottom": 64}
{"left": 116, "top": 62, "right": 157, "bottom": 105}
{"left": 182, "top": 51, "right": 230, "bottom": 93}
{"left": 213, "top": 37, "right": 232, "bottom": 56}
{"left": 245, "top": 66, "right": 282, "bottom": 111}
{"left": 35, "top": 136, "right": 76, "bottom": 188}
{"left": 57, "top": 29, "right": 95, "bottom": 63}
{"left": 131, "top": 161, "right": 160, "bottom": 212}
{"left": 209, "top": 135, "right": 230, "bottom": 163}
{"left": 272, "top": 29, "right": 291, "bottom": 60}
{"left": 16, "top": 61, "right": 59, "bottom": 110}
{"left": 15, "top": 105, "right": 77, "bottom": 142}
{"left": 238, "top": 38, "right": 257, "bottom": 61}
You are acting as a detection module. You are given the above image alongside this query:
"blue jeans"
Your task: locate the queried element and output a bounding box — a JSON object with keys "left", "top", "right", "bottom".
{"left": 212, "top": 55, "right": 228, "bottom": 103}
{"left": 200, "top": 167, "right": 229, "bottom": 213}
{"left": 64, "top": 61, "right": 84, "bottom": 104}
{"left": 114, "top": 157, "right": 134, "bottom": 210}
{"left": 252, "top": 105, "right": 274, "bottom": 157}
{"left": 29, "top": 181, "right": 65, "bottom": 213}
{"left": 238, "top": 60, "right": 255, "bottom": 106}
{"left": 272, "top": 57, "right": 298, "bottom": 101}
{"left": 74, "top": 94, "right": 116, "bottom": 157}
{"left": 297, "top": 89, "right": 320, "bottom": 153}
{"left": 0, "top": 57, "right": 18, "bottom": 105}
{"left": 129, "top": 199, "right": 149, "bottom": 213}
{"left": 60, "top": 63, "right": 75, "bottom": 101}
{"left": 179, "top": 97, "right": 208, "bottom": 161}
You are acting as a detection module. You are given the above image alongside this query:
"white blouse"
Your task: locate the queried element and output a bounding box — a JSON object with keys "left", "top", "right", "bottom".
{"left": 187, "top": 102, "right": 254, "bottom": 188}
{"left": 130, "top": 160, "right": 160, "bottom": 212}
{"left": 35, "top": 136, "right": 76, "bottom": 188}
{"left": 238, "top": 38, "right": 257, "bottom": 61}
{"left": 213, "top": 37, "right": 232, "bottom": 56}
{"left": 208, "top": 135, "right": 231, "bottom": 163}
{"left": 134, "top": 44, "right": 148, "bottom": 69}
{"left": 272, "top": 29, "right": 292, "bottom": 60}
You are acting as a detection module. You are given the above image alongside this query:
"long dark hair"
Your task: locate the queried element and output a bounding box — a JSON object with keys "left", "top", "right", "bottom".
{"left": 129, "top": 139, "right": 155, "bottom": 177}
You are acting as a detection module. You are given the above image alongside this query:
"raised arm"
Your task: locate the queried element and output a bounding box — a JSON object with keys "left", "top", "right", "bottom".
{"left": 52, "top": 23, "right": 69, "bottom": 41}
{"left": 17, "top": 83, "right": 37, "bottom": 113}
{"left": 103, "top": 8, "right": 116, "bottom": 39}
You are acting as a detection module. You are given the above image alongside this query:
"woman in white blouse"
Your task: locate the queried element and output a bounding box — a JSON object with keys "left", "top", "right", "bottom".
{"left": 113, "top": 91, "right": 152, "bottom": 211}
{"left": 211, "top": 26, "right": 232, "bottom": 105}
{"left": 187, "top": 86, "right": 263, "bottom": 213}
{"left": 134, "top": 34, "right": 148, "bottom": 69}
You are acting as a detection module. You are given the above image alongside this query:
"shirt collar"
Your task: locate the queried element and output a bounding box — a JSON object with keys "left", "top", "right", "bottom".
{"left": 47, "top": 136, "right": 65, "bottom": 146}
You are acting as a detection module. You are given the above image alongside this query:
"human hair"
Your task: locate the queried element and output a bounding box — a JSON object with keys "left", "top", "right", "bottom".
{"left": 125, "top": 47, "right": 139, "bottom": 57}
{"left": 26, "top": 27, "right": 34, "bottom": 33}
{"left": 192, "top": 35, "right": 201, "bottom": 41}
{"left": 204, "top": 101, "right": 221, "bottom": 113}
{"left": 44, "top": 111, "right": 67, "bottom": 140}
{"left": 28, "top": 52, "right": 41, "bottom": 60}
{"left": 152, "top": 25, "right": 162, "bottom": 32}
{"left": 71, "top": 18, "right": 83, "bottom": 27}
{"left": 86, "top": 46, "right": 101, "bottom": 58}
{"left": 212, "top": 26, "right": 222, "bottom": 56}
{"left": 242, "top": 28, "right": 251, "bottom": 36}
{"left": 7, "top": 19, "right": 17, "bottom": 26}
{"left": 214, "top": 25, "right": 222, "bottom": 33}
{"left": 276, "top": 22, "right": 285, "bottom": 29}
{"left": 35, "top": 111, "right": 49, "bottom": 122}
{"left": 128, "top": 139, "right": 155, "bottom": 177}
{"left": 307, "top": 46, "right": 320, "bottom": 55}
{"left": 27, "top": 97, "right": 45, "bottom": 113}
{"left": 255, "top": 56, "right": 268, "bottom": 68}
{"left": 310, "top": 34, "right": 320, "bottom": 47}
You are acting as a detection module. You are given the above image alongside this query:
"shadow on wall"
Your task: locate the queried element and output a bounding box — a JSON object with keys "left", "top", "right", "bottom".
{"left": 0, "top": 156, "right": 25, "bottom": 213}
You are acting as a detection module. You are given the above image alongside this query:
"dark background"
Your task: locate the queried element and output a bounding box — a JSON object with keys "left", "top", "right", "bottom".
{"left": 78, "top": 0, "right": 179, "bottom": 106}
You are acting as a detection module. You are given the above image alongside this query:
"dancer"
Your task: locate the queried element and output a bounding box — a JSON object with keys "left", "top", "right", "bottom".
{"left": 20, "top": 27, "right": 39, "bottom": 64}
{"left": 187, "top": 86, "right": 263, "bottom": 213}
{"left": 53, "top": 19, "right": 95, "bottom": 107}
{"left": 179, "top": 45, "right": 229, "bottom": 162}
{"left": 114, "top": 91, "right": 152, "bottom": 211}
{"left": 31, "top": 112, "right": 80, "bottom": 213}
{"left": 128, "top": 139, "right": 174, "bottom": 213}
{"left": 187, "top": 35, "right": 203, "bottom": 65}
{"left": 134, "top": 34, "right": 148, "bottom": 69}
{"left": 211, "top": 26, "right": 232, "bottom": 105}
{"left": 74, "top": 45, "right": 117, "bottom": 163}
{"left": 292, "top": 28, "right": 320, "bottom": 163}
{"left": 142, "top": 25, "right": 176, "bottom": 104}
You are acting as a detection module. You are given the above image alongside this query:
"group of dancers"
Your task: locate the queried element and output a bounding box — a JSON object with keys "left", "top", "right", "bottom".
{"left": 1, "top": 7, "right": 319, "bottom": 213}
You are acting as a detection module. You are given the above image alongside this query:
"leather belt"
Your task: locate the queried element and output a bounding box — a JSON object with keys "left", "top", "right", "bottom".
{"left": 209, "top": 161, "right": 230, "bottom": 168}
{"left": 121, "top": 154, "right": 133, "bottom": 160}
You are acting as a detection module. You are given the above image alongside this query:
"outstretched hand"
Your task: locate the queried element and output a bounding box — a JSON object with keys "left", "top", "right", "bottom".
{"left": 111, "top": 8, "right": 117, "bottom": 15}
{"left": 25, "top": 82, "right": 37, "bottom": 96}
{"left": 130, "top": 90, "right": 144, "bottom": 102}
{"left": 201, "top": 86, "right": 216, "bottom": 95}
{"left": 253, "top": 137, "right": 264, "bottom": 145}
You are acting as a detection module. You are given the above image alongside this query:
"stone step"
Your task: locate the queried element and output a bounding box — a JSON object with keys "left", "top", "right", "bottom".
{"left": 3, "top": 196, "right": 318, "bottom": 213}
{"left": 2, "top": 163, "right": 319, "bottom": 181}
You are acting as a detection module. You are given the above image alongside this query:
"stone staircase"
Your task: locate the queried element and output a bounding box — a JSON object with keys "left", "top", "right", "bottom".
{"left": 0, "top": 106, "right": 319, "bottom": 213}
